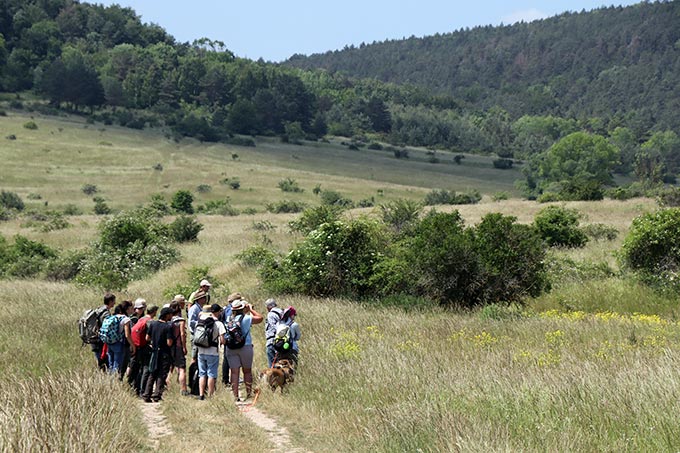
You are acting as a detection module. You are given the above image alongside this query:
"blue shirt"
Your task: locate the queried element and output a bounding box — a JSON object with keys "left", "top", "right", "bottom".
{"left": 188, "top": 303, "right": 202, "bottom": 334}
{"left": 226, "top": 314, "right": 253, "bottom": 346}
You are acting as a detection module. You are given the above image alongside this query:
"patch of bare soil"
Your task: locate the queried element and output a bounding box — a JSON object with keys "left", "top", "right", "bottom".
{"left": 139, "top": 401, "right": 173, "bottom": 449}
{"left": 237, "top": 396, "right": 308, "bottom": 453}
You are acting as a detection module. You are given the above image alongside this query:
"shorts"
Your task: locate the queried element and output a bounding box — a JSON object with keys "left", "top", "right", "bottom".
{"left": 172, "top": 348, "right": 186, "bottom": 368}
{"left": 198, "top": 353, "right": 219, "bottom": 379}
{"left": 226, "top": 344, "right": 254, "bottom": 369}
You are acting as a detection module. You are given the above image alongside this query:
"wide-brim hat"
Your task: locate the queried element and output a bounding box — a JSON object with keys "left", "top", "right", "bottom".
{"left": 231, "top": 299, "right": 246, "bottom": 311}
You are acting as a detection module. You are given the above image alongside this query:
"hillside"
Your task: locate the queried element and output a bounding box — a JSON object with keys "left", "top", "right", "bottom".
{"left": 286, "top": 1, "right": 680, "bottom": 132}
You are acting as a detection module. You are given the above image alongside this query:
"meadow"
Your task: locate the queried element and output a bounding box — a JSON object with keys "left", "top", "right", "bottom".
{"left": 1, "top": 111, "right": 679, "bottom": 452}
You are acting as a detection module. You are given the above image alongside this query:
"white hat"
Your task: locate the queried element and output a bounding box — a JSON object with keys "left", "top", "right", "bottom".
{"left": 173, "top": 294, "right": 186, "bottom": 303}
{"left": 231, "top": 299, "right": 246, "bottom": 311}
{"left": 133, "top": 298, "right": 147, "bottom": 309}
{"left": 200, "top": 279, "right": 212, "bottom": 287}
{"left": 162, "top": 303, "right": 171, "bottom": 308}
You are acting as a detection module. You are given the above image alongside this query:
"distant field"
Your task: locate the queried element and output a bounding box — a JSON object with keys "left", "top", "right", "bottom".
{"left": 0, "top": 111, "right": 521, "bottom": 215}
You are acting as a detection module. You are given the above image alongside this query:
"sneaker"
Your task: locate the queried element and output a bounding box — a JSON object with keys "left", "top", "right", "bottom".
{"left": 199, "top": 395, "right": 205, "bottom": 401}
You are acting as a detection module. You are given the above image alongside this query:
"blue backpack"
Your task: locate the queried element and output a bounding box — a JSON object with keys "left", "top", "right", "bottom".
{"left": 99, "top": 315, "right": 124, "bottom": 344}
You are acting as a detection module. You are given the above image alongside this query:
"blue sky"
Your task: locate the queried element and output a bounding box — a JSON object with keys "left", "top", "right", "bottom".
{"left": 98, "top": 1, "right": 642, "bottom": 62}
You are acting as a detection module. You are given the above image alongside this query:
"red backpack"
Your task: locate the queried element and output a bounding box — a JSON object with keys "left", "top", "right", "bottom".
{"left": 131, "top": 317, "right": 150, "bottom": 347}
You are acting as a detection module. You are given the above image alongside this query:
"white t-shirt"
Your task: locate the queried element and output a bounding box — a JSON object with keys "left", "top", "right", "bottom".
{"left": 196, "top": 313, "right": 226, "bottom": 356}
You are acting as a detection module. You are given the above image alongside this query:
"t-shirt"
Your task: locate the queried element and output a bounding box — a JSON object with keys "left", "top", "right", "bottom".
{"left": 147, "top": 320, "right": 173, "bottom": 356}
{"left": 196, "top": 313, "right": 226, "bottom": 356}
{"left": 188, "top": 303, "right": 202, "bottom": 334}
{"left": 171, "top": 316, "right": 186, "bottom": 354}
{"left": 265, "top": 308, "right": 283, "bottom": 346}
{"left": 233, "top": 314, "right": 253, "bottom": 346}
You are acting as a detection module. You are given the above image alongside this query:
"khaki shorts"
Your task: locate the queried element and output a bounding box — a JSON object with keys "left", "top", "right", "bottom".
{"left": 226, "top": 344, "right": 254, "bottom": 369}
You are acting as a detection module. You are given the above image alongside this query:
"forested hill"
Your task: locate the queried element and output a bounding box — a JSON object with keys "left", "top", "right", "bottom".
{"left": 285, "top": 1, "right": 680, "bottom": 131}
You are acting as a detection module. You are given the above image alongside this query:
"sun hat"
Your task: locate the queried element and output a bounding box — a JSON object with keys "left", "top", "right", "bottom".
{"left": 200, "top": 279, "right": 212, "bottom": 287}
{"left": 173, "top": 294, "right": 186, "bottom": 303}
{"left": 193, "top": 290, "right": 209, "bottom": 302}
{"left": 231, "top": 299, "right": 246, "bottom": 311}
{"left": 133, "top": 298, "right": 147, "bottom": 309}
{"left": 227, "top": 292, "right": 242, "bottom": 303}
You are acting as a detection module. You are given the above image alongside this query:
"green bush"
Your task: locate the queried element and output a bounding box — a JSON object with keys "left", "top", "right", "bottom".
{"left": 492, "top": 158, "right": 513, "bottom": 169}
{"left": 424, "top": 189, "right": 481, "bottom": 206}
{"left": 0, "top": 234, "right": 59, "bottom": 278}
{"left": 93, "top": 198, "right": 111, "bottom": 215}
{"left": 621, "top": 208, "right": 680, "bottom": 290}
{"left": 62, "top": 204, "right": 83, "bottom": 216}
{"left": 656, "top": 187, "right": 680, "bottom": 207}
{"left": 0, "top": 190, "right": 25, "bottom": 211}
{"left": 319, "top": 189, "right": 353, "bottom": 207}
{"left": 169, "top": 215, "right": 203, "bottom": 242}
{"left": 266, "top": 200, "right": 306, "bottom": 214}
{"left": 76, "top": 209, "right": 178, "bottom": 289}
{"left": 81, "top": 184, "right": 98, "bottom": 195}
{"left": 533, "top": 205, "right": 588, "bottom": 248}
{"left": 148, "top": 194, "right": 170, "bottom": 215}
{"left": 289, "top": 205, "right": 344, "bottom": 235}
{"left": 196, "top": 184, "right": 212, "bottom": 193}
{"left": 582, "top": 223, "right": 619, "bottom": 241}
{"left": 278, "top": 178, "right": 304, "bottom": 193}
{"left": 23, "top": 121, "right": 38, "bottom": 130}
{"left": 198, "top": 199, "right": 239, "bottom": 216}
{"left": 163, "top": 266, "right": 221, "bottom": 300}
{"left": 606, "top": 186, "right": 645, "bottom": 201}
{"left": 171, "top": 190, "right": 194, "bottom": 214}
{"left": 44, "top": 249, "right": 87, "bottom": 281}
{"left": 492, "top": 191, "right": 509, "bottom": 201}
{"left": 379, "top": 199, "right": 422, "bottom": 234}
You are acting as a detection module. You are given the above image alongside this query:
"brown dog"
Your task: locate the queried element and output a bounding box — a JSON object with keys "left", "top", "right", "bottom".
{"left": 259, "top": 359, "right": 296, "bottom": 392}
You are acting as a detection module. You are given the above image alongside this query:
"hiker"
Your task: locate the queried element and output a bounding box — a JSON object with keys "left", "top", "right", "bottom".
{"left": 226, "top": 298, "right": 263, "bottom": 401}
{"left": 188, "top": 289, "right": 210, "bottom": 364}
{"left": 167, "top": 300, "right": 189, "bottom": 396}
{"left": 142, "top": 307, "right": 174, "bottom": 403}
{"left": 188, "top": 279, "right": 212, "bottom": 308}
{"left": 103, "top": 301, "right": 135, "bottom": 376}
{"left": 264, "top": 298, "right": 284, "bottom": 367}
{"left": 275, "top": 306, "right": 301, "bottom": 365}
{"left": 125, "top": 298, "right": 146, "bottom": 381}
{"left": 195, "top": 303, "right": 226, "bottom": 400}
{"left": 221, "top": 292, "right": 240, "bottom": 387}
{"left": 129, "top": 305, "right": 157, "bottom": 396}
{"left": 89, "top": 292, "right": 116, "bottom": 371}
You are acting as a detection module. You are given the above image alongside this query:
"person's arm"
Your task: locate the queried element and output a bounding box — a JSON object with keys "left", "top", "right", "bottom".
{"left": 166, "top": 325, "right": 173, "bottom": 347}
{"left": 179, "top": 319, "right": 187, "bottom": 354}
{"left": 188, "top": 306, "right": 198, "bottom": 333}
{"left": 218, "top": 322, "right": 226, "bottom": 346}
{"left": 124, "top": 321, "right": 136, "bottom": 354}
{"left": 247, "top": 304, "right": 264, "bottom": 324}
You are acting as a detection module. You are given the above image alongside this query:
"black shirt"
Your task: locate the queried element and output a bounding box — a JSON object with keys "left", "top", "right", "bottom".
{"left": 147, "top": 320, "right": 173, "bottom": 356}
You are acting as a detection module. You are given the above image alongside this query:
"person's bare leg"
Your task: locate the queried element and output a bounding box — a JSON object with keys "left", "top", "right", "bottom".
{"left": 208, "top": 377, "right": 216, "bottom": 396}
{"left": 179, "top": 367, "right": 187, "bottom": 392}
{"left": 244, "top": 368, "right": 253, "bottom": 397}
{"left": 230, "top": 368, "right": 240, "bottom": 399}
{"left": 199, "top": 376, "right": 207, "bottom": 397}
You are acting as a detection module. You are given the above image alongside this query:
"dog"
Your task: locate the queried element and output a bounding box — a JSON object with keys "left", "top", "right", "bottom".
{"left": 259, "top": 358, "right": 296, "bottom": 392}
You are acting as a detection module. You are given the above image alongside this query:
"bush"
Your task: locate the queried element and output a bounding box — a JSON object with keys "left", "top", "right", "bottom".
{"left": 153, "top": 163, "right": 164, "bottom": 171}
{"left": 0, "top": 190, "right": 24, "bottom": 211}
{"left": 198, "top": 199, "right": 239, "bottom": 216}
{"left": 62, "top": 204, "right": 83, "bottom": 216}
{"left": 148, "top": 194, "right": 170, "bottom": 215}
{"left": 606, "top": 186, "right": 644, "bottom": 201}
{"left": 582, "top": 223, "right": 619, "bottom": 241}
{"left": 0, "top": 234, "right": 59, "bottom": 278}
{"left": 289, "top": 205, "right": 343, "bottom": 235}
{"left": 44, "top": 249, "right": 87, "bottom": 281}
{"left": 320, "top": 190, "right": 353, "bottom": 207}
{"left": 163, "top": 266, "right": 221, "bottom": 301}
{"left": 23, "top": 121, "right": 38, "bottom": 130}
{"left": 492, "top": 191, "right": 509, "bottom": 201}
{"left": 367, "top": 142, "right": 383, "bottom": 150}
{"left": 76, "top": 209, "right": 178, "bottom": 289}
{"left": 93, "top": 199, "right": 111, "bottom": 215}
{"left": 169, "top": 215, "right": 203, "bottom": 242}
{"left": 196, "top": 184, "right": 212, "bottom": 193}
{"left": 657, "top": 187, "right": 680, "bottom": 207}
{"left": 266, "top": 200, "right": 306, "bottom": 214}
{"left": 493, "top": 158, "right": 513, "bottom": 169}
{"left": 81, "top": 184, "right": 98, "bottom": 196}
{"left": 278, "top": 178, "right": 304, "bottom": 193}
{"left": 533, "top": 205, "right": 588, "bottom": 248}
{"left": 393, "top": 149, "right": 409, "bottom": 159}
{"left": 424, "top": 189, "right": 481, "bottom": 206}
{"left": 27, "top": 193, "right": 42, "bottom": 200}
{"left": 171, "top": 190, "right": 194, "bottom": 214}
{"left": 379, "top": 199, "right": 422, "bottom": 234}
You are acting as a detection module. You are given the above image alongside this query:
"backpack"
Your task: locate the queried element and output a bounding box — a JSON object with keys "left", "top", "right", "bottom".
{"left": 99, "top": 314, "right": 124, "bottom": 345}
{"left": 194, "top": 316, "right": 218, "bottom": 348}
{"left": 78, "top": 306, "right": 108, "bottom": 344}
{"left": 225, "top": 315, "right": 246, "bottom": 349}
{"left": 131, "top": 316, "right": 150, "bottom": 347}
{"left": 272, "top": 322, "right": 292, "bottom": 353}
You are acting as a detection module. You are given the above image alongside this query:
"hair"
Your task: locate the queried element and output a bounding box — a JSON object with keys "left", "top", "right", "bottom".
{"left": 121, "top": 300, "right": 133, "bottom": 312}
{"left": 169, "top": 301, "right": 181, "bottom": 316}
{"left": 113, "top": 303, "right": 125, "bottom": 315}
{"left": 147, "top": 305, "right": 159, "bottom": 315}
{"left": 104, "top": 292, "right": 116, "bottom": 305}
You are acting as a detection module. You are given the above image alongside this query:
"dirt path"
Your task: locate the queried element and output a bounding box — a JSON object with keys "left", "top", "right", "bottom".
{"left": 237, "top": 397, "right": 308, "bottom": 453}
{"left": 139, "top": 401, "right": 173, "bottom": 449}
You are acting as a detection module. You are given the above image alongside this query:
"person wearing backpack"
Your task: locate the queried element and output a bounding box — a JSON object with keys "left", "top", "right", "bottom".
{"left": 273, "top": 306, "right": 301, "bottom": 365}
{"left": 226, "top": 299, "right": 263, "bottom": 402}
{"left": 167, "top": 300, "right": 189, "bottom": 396}
{"left": 102, "top": 301, "right": 135, "bottom": 376}
{"left": 142, "top": 307, "right": 174, "bottom": 403}
{"left": 187, "top": 290, "right": 210, "bottom": 366}
{"left": 195, "top": 303, "right": 226, "bottom": 400}
{"left": 220, "top": 292, "right": 240, "bottom": 387}
{"left": 127, "top": 300, "right": 148, "bottom": 394}
{"left": 264, "top": 298, "right": 284, "bottom": 367}
{"left": 81, "top": 292, "right": 116, "bottom": 371}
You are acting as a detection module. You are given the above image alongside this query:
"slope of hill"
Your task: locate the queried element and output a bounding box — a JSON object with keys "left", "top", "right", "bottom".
{"left": 286, "top": 1, "right": 680, "bottom": 131}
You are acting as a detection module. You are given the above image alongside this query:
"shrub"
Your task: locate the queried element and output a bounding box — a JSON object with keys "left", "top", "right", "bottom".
{"left": 320, "top": 189, "right": 353, "bottom": 207}
{"left": 453, "top": 155, "right": 465, "bottom": 164}
{"left": 393, "top": 149, "right": 409, "bottom": 159}
{"left": 0, "top": 234, "right": 59, "bottom": 278}
{"left": 367, "top": 142, "right": 383, "bottom": 150}
{"left": 0, "top": 190, "right": 24, "bottom": 211}
{"left": 493, "top": 158, "right": 513, "bottom": 169}
{"left": 252, "top": 220, "right": 276, "bottom": 231}
{"left": 6, "top": 134, "right": 16, "bottom": 140}
{"left": 23, "top": 121, "right": 38, "bottom": 130}
{"left": 163, "top": 266, "right": 221, "bottom": 301}
{"left": 76, "top": 209, "right": 178, "bottom": 289}
{"left": 171, "top": 190, "right": 194, "bottom": 214}
{"left": 81, "top": 184, "right": 98, "bottom": 195}
{"left": 289, "top": 205, "right": 343, "bottom": 234}
{"left": 357, "top": 197, "right": 375, "bottom": 208}
{"left": 229, "top": 179, "right": 241, "bottom": 190}
{"left": 153, "top": 163, "right": 163, "bottom": 171}
{"left": 93, "top": 198, "right": 111, "bottom": 215}
{"left": 380, "top": 199, "right": 422, "bottom": 234}
{"left": 266, "top": 200, "right": 306, "bottom": 214}
{"left": 492, "top": 191, "right": 509, "bottom": 202}
{"left": 533, "top": 205, "right": 588, "bottom": 248}
{"left": 606, "top": 186, "right": 644, "bottom": 201}
{"left": 169, "top": 215, "right": 203, "bottom": 242}
{"left": 148, "top": 194, "right": 170, "bottom": 215}
{"left": 44, "top": 249, "right": 87, "bottom": 281}
{"left": 657, "top": 187, "right": 680, "bottom": 207}
{"left": 424, "top": 189, "right": 481, "bottom": 206}
{"left": 62, "top": 204, "right": 83, "bottom": 215}
{"left": 278, "top": 178, "right": 304, "bottom": 193}
{"left": 537, "top": 192, "right": 561, "bottom": 203}
{"left": 27, "top": 193, "right": 42, "bottom": 200}
{"left": 198, "top": 199, "right": 239, "bottom": 216}
{"left": 582, "top": 223, "right": 619, "bottom": 241}
{"left": 196, "top": 184, "right": 212, "bottom": 193}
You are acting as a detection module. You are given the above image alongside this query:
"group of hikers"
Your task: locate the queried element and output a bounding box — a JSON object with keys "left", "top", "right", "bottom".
{"left": 79, "top": 279, "right": 300, "bottom": 403}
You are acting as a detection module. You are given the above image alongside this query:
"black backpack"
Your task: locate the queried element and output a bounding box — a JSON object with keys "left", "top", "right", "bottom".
{"left": 193, "top": 316, "right": 218, "bottom": 348}
{"left": 225, "top": 315, "right": 246, "bottom": 349}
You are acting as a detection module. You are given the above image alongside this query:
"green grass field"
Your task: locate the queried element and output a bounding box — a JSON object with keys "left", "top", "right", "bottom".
{"left": 2, "top": 111, "right": 679, "bottom": 452}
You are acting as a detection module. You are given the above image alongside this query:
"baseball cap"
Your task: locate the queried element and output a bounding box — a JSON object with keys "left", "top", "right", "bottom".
{"left": 200, "top": 279, "right": 212, "bottom": 287}
{"left": 133, "top": 298, "right": 146, "bottom": 309}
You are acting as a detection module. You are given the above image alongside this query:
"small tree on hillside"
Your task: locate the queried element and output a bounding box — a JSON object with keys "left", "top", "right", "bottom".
{"left": 171, "top": 190, "right": 194, "bottom": 214}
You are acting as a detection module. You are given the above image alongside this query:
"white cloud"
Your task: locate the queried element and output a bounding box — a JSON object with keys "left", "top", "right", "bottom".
{"left": 502, "top": 8, "right": 548, "bottom": 25}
